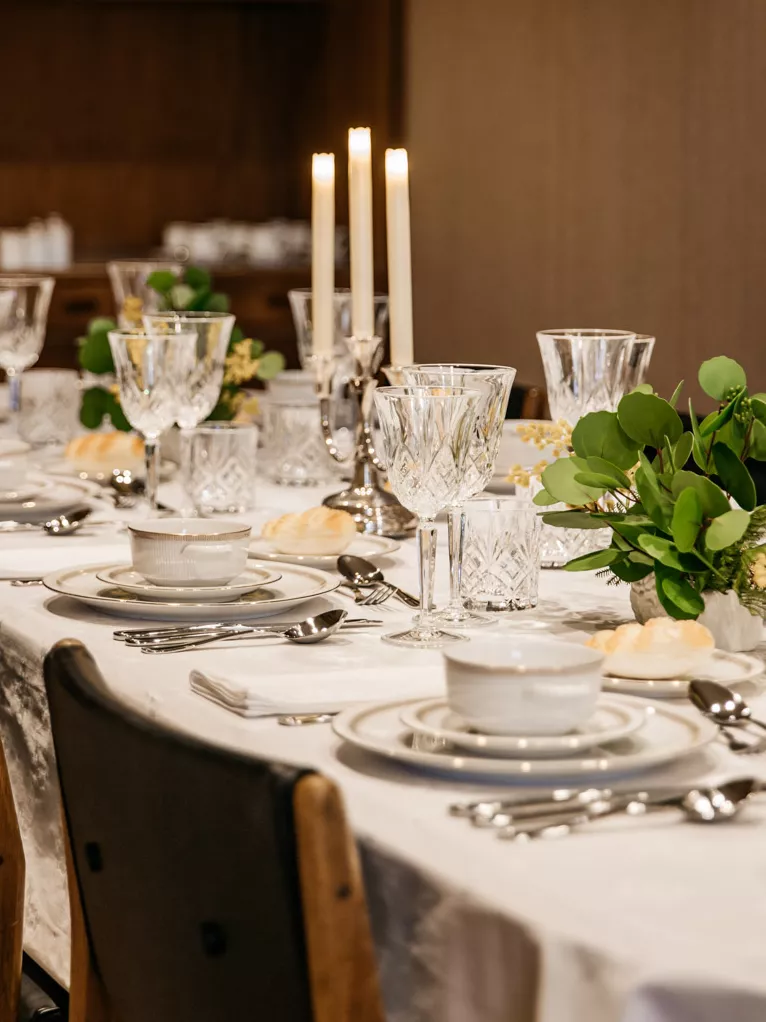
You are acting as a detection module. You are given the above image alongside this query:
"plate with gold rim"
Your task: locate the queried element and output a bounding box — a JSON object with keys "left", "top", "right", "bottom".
{"left": 43, "top": 562, "right": 339, "bottom": 621}
{"left": 95, "top": 563, "right": 282, "bottom": 603}
{"left": 247, "top": 533, "right": 400, "bottom": 569}
{"left": 601, "top": 650, "right": 764, "bottom": 698}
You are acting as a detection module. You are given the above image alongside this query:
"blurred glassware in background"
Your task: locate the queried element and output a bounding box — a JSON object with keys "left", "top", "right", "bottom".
{"left": 460, "top": 497, "right": 542, "bottom": 613}
{"left": 182, "top": 422, "right": 257, "bottom": 514}
{"left": 19, "top": 369, "right": 80, "bottom": 446}
{"left": 259, "top": 395, "right": 339, "bottom": 487}
{"left": 108, "top": 260, "right": 182, "bottom": 328}
{"left": 108, "top": 329, "right": 196, "bottom": 512}
{"left": 0, "top": 214, "right": 72, "bottom": 271}
{"left": 161, "top": 219, "right": 347, "bottom": 267}
{"left": 537, "top": 329, "right": 652, "bottom": 425}
{"left": 143, "top": 311, "right": 234, "bottom": 429}
{"left": 0, "top": 274, "right": 55, "bottom": 424}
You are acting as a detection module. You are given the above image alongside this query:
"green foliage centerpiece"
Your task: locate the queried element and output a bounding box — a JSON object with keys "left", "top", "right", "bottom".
{"left": 534, "top": 356, "right": 766, "bottom": 621}
{"left": 78, "top": 266, "right": 285, "bottom": 430}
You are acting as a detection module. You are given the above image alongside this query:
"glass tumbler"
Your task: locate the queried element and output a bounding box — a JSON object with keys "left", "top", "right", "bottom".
{"left": 182, "top": 422, "right": 257, "bottom": 513}
{"left": 460, "top": 497, "right": 542, "bottom": 612}
{"left": 19, "top": 369, "right": 80, "bottom": 446}
{"left": 259, "top": 396, "right": 337, "bottom": 486}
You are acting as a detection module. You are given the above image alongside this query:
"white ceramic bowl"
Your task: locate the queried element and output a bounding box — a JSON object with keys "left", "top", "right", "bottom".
{"left": 443, "top": 638, "right": 605, "bottom": 736}
{"left": 0, "top": 440, "right": 30, "bottom": 491}
{"left": 128, "top": 518, "right": 252, "bottom": 587}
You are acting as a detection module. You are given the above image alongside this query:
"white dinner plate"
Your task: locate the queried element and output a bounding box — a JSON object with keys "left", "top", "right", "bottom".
{"left": 332, "top": 698, "right": 717, "bottom": 781}
{"left": 247, "top": 533, "right": 400, "bottom": 569}
{"left": 43, "top": 562, "right": 340, "bottom": 621}
{"left": 0, "top": 476, "right": 97, "bottom": 522}
{"left": 95, "top": 563, "right": 283, "bottom": 603}
{"left": 398, "top": 695, "right": 649, "bottom": 759}
{"left": 0, "top": 482, "right": 47, "bottom": 503}
{"left": 602, "top": 650, "right": 764, "bottom": 698}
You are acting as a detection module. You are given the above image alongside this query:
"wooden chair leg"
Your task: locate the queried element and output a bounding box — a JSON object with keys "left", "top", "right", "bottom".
{"left": 0, "top": 736, "right": 24, "bottom": 1022}
{"left": 294, "top": 775, "right": 385, "bottom": 1022}
{"left": 62, "top": 810, "right": 118, "bottom": 1022}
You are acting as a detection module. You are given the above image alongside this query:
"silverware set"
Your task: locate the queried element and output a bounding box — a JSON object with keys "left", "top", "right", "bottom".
{"left": 113, "top": 609, "right": 382, "bottom": 654}
{"left": 449, "top": 778, "right": 762, "bottom": 841}
{"left": 337, "top": 555, "right": 420, "bottom": 608}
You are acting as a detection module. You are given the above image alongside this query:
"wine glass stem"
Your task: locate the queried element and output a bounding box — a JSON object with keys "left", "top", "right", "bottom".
{"left": 417, "top": 517, "right": 438, "bottom": 634}
{"left": 144, "top": 436, "right": 161, "bottom": 513}
{"left": 446, "top": 506, "right": 464, "bottom": 613}
{"left": 7, "top": 371, "right": 21, "bottom": 416}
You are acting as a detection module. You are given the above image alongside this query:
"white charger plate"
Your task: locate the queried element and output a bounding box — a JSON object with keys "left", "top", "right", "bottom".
{"left": 602, "top": 650, "right": 764, "bottom": 698}
{"left": 247, "top": 533, "right": 400, "bottom": 569}
{"left": 95, "top": 563, "right": 283, "bottom": 603}
{"left": 43, "top": 562, "right": 339, "bottom": 621}
{"left": 332, "top": 697, "right": 717, "bottom": 781}
{"left": 398, "top": 695, "right": 649, "bottom": 759}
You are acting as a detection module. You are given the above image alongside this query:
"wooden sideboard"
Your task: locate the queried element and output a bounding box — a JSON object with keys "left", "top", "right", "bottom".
{"left": 38, "top": 264, "right": 343, "bottom": 371}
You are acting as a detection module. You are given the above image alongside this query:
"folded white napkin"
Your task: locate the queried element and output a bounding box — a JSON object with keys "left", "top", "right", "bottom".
{"left": 190, "top": 664, "right": 445, "bottom": 718}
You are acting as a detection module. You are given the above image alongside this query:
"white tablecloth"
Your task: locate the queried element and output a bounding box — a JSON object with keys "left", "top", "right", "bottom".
{"left": 2, "top": 475, "right": 766, "bottom": 1022}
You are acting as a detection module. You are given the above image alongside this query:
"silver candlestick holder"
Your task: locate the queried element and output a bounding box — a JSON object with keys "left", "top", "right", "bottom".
{"left": 314, "top": 337, "right": 416, "bottom": 538}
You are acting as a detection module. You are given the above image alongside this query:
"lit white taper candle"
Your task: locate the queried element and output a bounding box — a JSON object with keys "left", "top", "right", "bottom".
{"left": 384, "top": 148, "right": 414, "bottom": 366}
{"left": 348, "top": 127, "right": 375, "bottom": 339}
{"left": 311, "top": 153, "right": 335, "bottom": 358}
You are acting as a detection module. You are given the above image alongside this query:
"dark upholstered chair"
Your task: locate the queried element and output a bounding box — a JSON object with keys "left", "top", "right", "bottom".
{"left": 43, "top": 639, "right": 383, "bottom": 1022}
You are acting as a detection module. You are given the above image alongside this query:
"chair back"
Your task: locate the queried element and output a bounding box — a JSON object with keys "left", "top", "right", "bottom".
{"left": 44, "top": 640, "right": 318, "bottom": 1022}
{"left": 0, "top": 726, "right": 24, "bottom": 1020}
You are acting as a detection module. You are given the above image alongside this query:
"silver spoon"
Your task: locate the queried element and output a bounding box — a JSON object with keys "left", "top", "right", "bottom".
{"left": 277, "top": 713, "right": 339, "bottom": 726}
{"left": 497, "top": 778, "right": 757, "bottom": 840}
{"left": 110, "top": 473, "right": 174, "bottom": 513}
{"left": 337, "top": 554, "right": 419, "bottom": 608}
{"left": 140, "top": 608, "right": 349, "bottom": 654}
{"left": 689, "top": 679, "right": 766, "bottom": 734}
{"left": 42, "top": 507, "right": 94, "bottom": 536}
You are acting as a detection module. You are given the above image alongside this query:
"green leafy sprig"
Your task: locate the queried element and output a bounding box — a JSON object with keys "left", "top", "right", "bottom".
{"left": 535, "top": 357, "right": 766, "bottom": 620}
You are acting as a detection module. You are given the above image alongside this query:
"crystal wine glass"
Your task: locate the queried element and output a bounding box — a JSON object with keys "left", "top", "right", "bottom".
{"left": 0, "top": 275, "right": 55, "bottom": 430}
{"left": 143, "top": 312, "right": 235, "bottom": 428}
{"left": 403, "top": 364, "right": 516, "bottom": 627}
{"left": 108, "top": 260, "right": 182, "bottom": 328}
{"left": 373, "top": 385, "right": 481, "bottom": 648}
{"left": 108, "top": 330, "right": 196, "bottom": 512}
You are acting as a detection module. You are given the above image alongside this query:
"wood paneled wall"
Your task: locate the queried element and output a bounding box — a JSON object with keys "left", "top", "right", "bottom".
{"left": 0, "top": 0, "right": 401, "bottom": 260}
{"left": 405, "top": 0, "right": 766, "bottom": 406}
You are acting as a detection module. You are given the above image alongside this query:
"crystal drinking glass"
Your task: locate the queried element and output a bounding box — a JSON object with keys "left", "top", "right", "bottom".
{"left": 259, "top": 395, "right": 338, "bottom": 487}
{"left": 108, "top": 330, "right": 196, "bottom": 512}
{"left": 19, "top": 369, "right": 79, "bottom": 446}
{"left": 460, "top": 497, "right": 542, "bottom": 612}
{"left": 0, "top": 275, "right": 55, "bottom": 428}
{"left": 403, "top": 364, "right": 516, "bottom": 627}
{"left": 143, "top": 311, "right": 235, "bottom": 429}
{"left": 181, "top": 422, "right": 257, "bottom": 513}
{"left": 536, "top": 329, "right": 646, "bottom": 425}
{"left": 373, "top": 385, "right": 481, "bottom": 648}
{"left": 107, "top": 260, "right": 182, "bottom": 328}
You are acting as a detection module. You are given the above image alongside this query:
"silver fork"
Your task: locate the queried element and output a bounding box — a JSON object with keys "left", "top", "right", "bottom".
{"left": 357, "top": 585, "right": 394, "bottom": 607}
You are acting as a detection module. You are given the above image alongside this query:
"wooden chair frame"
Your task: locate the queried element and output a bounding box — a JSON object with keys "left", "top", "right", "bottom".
{"left": 0, "top": 731, "right": 24, "bottom": 1022}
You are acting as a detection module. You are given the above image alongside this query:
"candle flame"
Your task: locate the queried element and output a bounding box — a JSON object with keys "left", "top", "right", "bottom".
{"left": 348, "top": 127, "right": 372, "bottom": 156}
{"left": 385, "top": 148, "right": 409, "bottom": 176}
{"left": 312, "top": 153, "right": 335, "bottom": 181}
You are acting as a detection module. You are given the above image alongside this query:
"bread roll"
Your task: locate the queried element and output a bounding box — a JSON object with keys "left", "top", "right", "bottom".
{"left": 261, "top": 506, "right": 357, "bottom": 555}
{"left": 586, "top": 617, "right": 714, "bottom": 679}
{"left": 65, "top": 433, "right": 144, "bottom": 475}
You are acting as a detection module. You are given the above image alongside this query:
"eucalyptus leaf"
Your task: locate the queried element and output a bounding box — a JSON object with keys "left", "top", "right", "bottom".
{"left": 170, "top": 284, "right": 195, "bottom": 309}
{"left": 673, "top": 432, "right": 694, "bottom": 469}
{"left": 699, "top": 398, "right": 736, "bottom": 437}
{"left": 570, "top": 411, "right": 639, "bottom": 470}
{"left": 183, "top": 266, "right": 212, "bottom": 290}
{"left": 698, "top": 356, "right": 747, "bottom": 400}
{"left": 617, "top": 392, "right": 683, "bottom": 447}
{"left": 87, "top": 316, "right": 118, "bottom": 335}
{"left": 668, "top": 379, "right": 684, "bottom": 408}
{"left": 574, "top": 471, "right": 621, "bottom": 490}
{"left": 563, "top": 548, "right": 618, "bottom": 572}
{"left": 146, "top": 270, "right": 177, "bottom": 293}
{"left": 633, "top": 383, "right": 654, "bottom": 394}
{"left": 671, "top": 470, "right": 730, "bottom": 518}
{"left": 751, "top": 397, "right": 766, "bottom": 427}
{"left": 654, "top": 565, "right": 699, "bottom": 620}
{"left": 638, "top": 534, "right": 699, "bottom": 573}
{"left": 661, "top": 574, "right": 705, "bottom": 617}
{"left": 207, "top": 292, "right": 230, "bottom": 313}
{"left": 712, "top": 442, "right": 757, "bottom": 510}
{"left": 584, "top": 457, "right": 632, "bottom": 489}
{"left": 671, "top": 487, "right": 702, "bottom": 552}
{"left": 540, "top": 510, "right": 606, "bottom": 529}
{"left": 532, "top": 488, "right": 559, "bottom": 507}
{"left": 255, "top": 350, "right": 285, "bottom": 380}
{"left": 79, "top": 386, "right": 107, "bottom": 430}
{"left": 749, "top": 420, "right": 766, "bottom": 460}
{"left": 78, "top": 330, "right": 114, "bottom": 375}
{"left": 627, "top": 551, "right": 654, "bottom": 566}
{"left": 102, "top": 391, "right": 131, "bottom": 432}
{"left": 634, "top": 463, "right": 671, "bottom": 532}
{"left": 611, "top": 559, "right": 653, "bottom": 582}
{"left": 688, "top": 401, "right": 711, "bottom": 471}
{"left": 704, "top": 508, "right": 751, "bottom": 551}
{"left": 541, "top": 457, "right": 605, "bottom": 506}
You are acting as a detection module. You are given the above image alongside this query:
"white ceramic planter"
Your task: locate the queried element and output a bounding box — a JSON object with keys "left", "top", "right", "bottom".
{"left": 630, "top": 574, "right": 763, "bottom": 653}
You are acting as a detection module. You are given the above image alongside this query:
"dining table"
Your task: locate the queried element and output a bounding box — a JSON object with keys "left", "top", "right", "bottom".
{"left": 2, "top": 471, "right": 766, "bottom": 1022}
